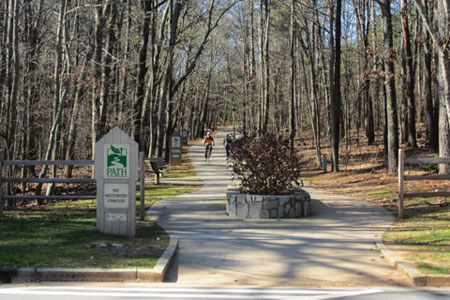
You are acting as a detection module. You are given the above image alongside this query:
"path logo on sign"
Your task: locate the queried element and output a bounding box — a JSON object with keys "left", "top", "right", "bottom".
{"left": 104, "top": 144, "right": 129, "bottom": 178}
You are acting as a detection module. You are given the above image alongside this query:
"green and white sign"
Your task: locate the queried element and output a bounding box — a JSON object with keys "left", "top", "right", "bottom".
{"left": 104, "top": 144, "right": 129, "bottom": 178}
{"left": 95, "top": 127, "right": 138, "bottom": 238}
{"left": 105, "top": 213, "right": 127, "bottom": 222}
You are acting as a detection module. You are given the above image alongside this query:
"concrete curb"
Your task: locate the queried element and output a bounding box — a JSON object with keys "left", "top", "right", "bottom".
{"left": 375, "top": 241, "right": 450, "bottom": 287}
{"left": 0, "top": 238, "right": 179, "bottom": 283}
{"left": 138, "top": 238, "right": 179, "bottom": 282}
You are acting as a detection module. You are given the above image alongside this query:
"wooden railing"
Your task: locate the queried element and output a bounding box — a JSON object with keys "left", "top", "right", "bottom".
{"left": 398, "top": 149, "right": 450, "bottom": 219}
{"left": 0, "top": 153, "right": 165, "bottom": 220}
{"left": 0, "top": 159, "right": 96, "bottom": 201}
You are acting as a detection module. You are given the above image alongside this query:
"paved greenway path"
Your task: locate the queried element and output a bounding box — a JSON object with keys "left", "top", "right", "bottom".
{"left": 148, "top": 128, "right": 410, "bottom": 287}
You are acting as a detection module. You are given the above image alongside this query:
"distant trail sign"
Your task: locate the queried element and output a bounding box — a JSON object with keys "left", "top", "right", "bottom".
{"left": 170, "top": 133, "right": 182, "bottom": 166}
{"left": 95, "top": 127, "right": 138, "bottom": 238}
{"left": 182, "top": 130, "right": 189, "bottom": 145}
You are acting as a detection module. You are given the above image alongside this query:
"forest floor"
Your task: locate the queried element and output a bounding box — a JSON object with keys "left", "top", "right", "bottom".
{"left": 299, "top": 126, "right": 449, "bottom": 275}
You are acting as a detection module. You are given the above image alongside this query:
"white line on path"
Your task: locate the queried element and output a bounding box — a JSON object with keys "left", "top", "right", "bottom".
{"left": 0, "top": 287, "right": 383, "bottom": 299}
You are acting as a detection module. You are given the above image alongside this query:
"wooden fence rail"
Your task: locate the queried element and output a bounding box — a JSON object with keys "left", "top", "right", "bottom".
{"left": 0, "top": 153, "right": 160, "bottom": 220}
{"left": 0, "top": 160, "right": 97, "bottom": 206}
{"left": 398, "top": 149, "right": 450, "bottom": 219}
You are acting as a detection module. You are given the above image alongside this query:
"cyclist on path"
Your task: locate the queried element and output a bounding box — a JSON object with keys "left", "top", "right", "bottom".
{"left": 203, "top": 132, "right": 215, "bottom": 160}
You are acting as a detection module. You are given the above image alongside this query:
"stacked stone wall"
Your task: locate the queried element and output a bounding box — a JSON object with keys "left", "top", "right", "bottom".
{"left": 226, "top": 188, "right": 310, "bottom": 219}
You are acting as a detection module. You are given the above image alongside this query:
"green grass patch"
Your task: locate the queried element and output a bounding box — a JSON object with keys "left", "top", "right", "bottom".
{"left": 416, "top": 262, "right": 449, "bottom": 275}
{"left": 383, "top": 200, "right": 450, "bottom": 274}
{"left": 137, "top": 183, "right": 201, "bottom": 208}
{"left": 0, "top": 208, "right": 168, "bottom": 269}
{"left": 0, "top": 183, "right": 201, "bottom": 270}
{"left": 163, "top": 152, "right": 199, "bottom": 178}
{"left": 171, "top": 178, "right": 203, "bottom": 182}
{"left": 370, "top": 188, "right": 396, "bottom": 195}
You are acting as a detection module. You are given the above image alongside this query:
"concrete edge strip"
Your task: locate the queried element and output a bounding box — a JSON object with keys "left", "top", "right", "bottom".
{"left": 374, "top": 241, "right": 450, "bottom": 287}
{"left": 137, "top": 237, "right": 179, "bottom": 282}
{"left": 2, "top": 238, "right": 179, "bottom": 283}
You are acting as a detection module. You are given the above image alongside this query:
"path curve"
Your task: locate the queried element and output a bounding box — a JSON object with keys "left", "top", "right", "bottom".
{"left": 148, "top": 128, "right": 409, "bottom": 287}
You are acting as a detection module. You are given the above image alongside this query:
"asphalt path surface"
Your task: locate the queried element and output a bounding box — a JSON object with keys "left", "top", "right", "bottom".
{"left": 149, "top": 128, "right": 409, "bottom": 287}
{"left": 0, "top": 285, "right": 449, "bottom": 300}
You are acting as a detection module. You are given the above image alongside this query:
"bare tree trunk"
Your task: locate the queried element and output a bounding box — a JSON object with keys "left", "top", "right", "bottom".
{"left": 64, "top": 51, "right": 92, "bottom": 177}
{"left": 199, "top": 53, "right": 214, "bottom": 140}
{"left": 262, "top": 0, "right": 270, "bottom": 134}
{"left": 353, "top": 0, "right": 374, "bottom": 145}
{"left": 91, "top": 0, "right": 105, "bottom": 159}
{"left": 133, "top": 0, "right": 152, "bottom": 148}
{"left": 422, "top": 0, "right": 438, "bottom": 152}
{"left": 377, "top": 0, "right": 399, "bottom": 175}
{"left": 22, "top": 0, "right": 44, "bottom": 163}
{"left": 156, "top": 0, "right": 182, "bottom": 157}
{"left": 147, "top": 3, "right": 168, "bottom": 157}
{"left": 289, "top": 0, "right": 296, "bottom": 152}
{"left": 401, "top": 0, "right": 417, "bottom": 147}
{"left": 242, "top": 2, "right": 250, "bottom": 135}
{"left": 0, "top": 1, "right": 7, "bottom": 115}
{"left": 371, "top": 0, "right": 382, "bottom": 133}
{"left": 299, "top": 25, "right": 321, "bottom": 168}
{"left": 118, "top": 0, "right": 132, "bottom": 128}
{"left": 3, "top": 0, "right": 20, "bottom": 207}
{"left": 415, "top": 0, "right": 450, "bottom": 128}
{"left": 330, "top": 0, "right": 342, "bottom": 172}
{"left": 5, "top": 0, "right": 20, "bottom": 159}
{"left": 98, "top": 1, "right": 116, "bottom": 138}
{"left": 36, "top": 0, "right": 70, "bottom": 196}
{"left": 258, "top": 0, "right": 264, "bottom": 133}
{"left": 250, "top": 0, "right": 257, "bottom": 134}
{"left": 400, "top": 27, "right": 408, "bottom": 144}
{"left": 439, "top": 97, "right": 450, "bottom": 173}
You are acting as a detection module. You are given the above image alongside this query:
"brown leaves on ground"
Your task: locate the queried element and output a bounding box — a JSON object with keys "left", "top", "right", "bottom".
{"left": 298, "top": 128, "right": 449, "bottom": 211}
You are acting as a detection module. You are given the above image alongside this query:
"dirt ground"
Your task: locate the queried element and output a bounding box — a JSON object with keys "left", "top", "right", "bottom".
{"left": 297, "top": 125, "right": 449, "bottom": 275}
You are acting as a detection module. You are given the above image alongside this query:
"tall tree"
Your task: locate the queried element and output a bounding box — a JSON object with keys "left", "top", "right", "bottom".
{"left": 289, "top": 0, "right": 297, "bottom": 152}
{"left": 420, "top": 0, "right": 438, "bottom": 152}
{"left": 91, "top": 0, "right": 111, "bottom": 159}
{"left": 155, "top": 0, "right": 182, "bottom": 157}
{"left": 353, "top": 0, "right": 374, "bottom": 145}
{"left": 376, "top": 0, "right": 399, "bottom": 175}
{"left": 5, "top": 0, "right": 20, "bottom": 159}
{"left": 415, "top": 0, "right": 450, "bottom": 173}
{"left": 400, "top": 0, "right": 417, "bottom": 147}
{"left": 133, "top": 0, "right": 153, "bottom": 148}
{"left": 415, "top": 0, "right": 450, "bottom": 129}
{"left": 329, "top": 0, "right": 343, "bottom": 172}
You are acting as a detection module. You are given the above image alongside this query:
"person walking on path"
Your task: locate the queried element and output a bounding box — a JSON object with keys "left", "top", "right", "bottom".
{"left": 223, "top": 134, "right": 232, "bottom": 159}
{"left": 203, "top": 131, "right": 215, "bottom": 160}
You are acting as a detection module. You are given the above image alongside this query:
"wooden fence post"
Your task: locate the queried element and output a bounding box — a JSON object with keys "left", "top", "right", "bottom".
{"left": 0, "top": 153, "right": 3, "bottom": 218}
{"left": 398, "top": 149, "right": 405, "bottom": 219}
{"left": 139, "top": 152, "right": 145, "bottom": 221}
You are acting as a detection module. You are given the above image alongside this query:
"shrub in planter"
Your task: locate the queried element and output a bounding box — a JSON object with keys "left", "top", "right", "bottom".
{"left": 229, "top": 132, "right": 303, "bottom": 195}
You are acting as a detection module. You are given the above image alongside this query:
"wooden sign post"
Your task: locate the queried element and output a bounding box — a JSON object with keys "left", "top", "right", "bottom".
{"left": 181, "top": 130, "right": 189, "bottom": 146}
{"left": 95, "top": 127, "right": 138, "bottom": 238}
{"left": 170, "top": 133, "right": 182, "bottom": 166}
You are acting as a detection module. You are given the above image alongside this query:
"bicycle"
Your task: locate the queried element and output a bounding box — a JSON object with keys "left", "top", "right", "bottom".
{"left": 205, "top": 144, "right": 213, "bottom": 162}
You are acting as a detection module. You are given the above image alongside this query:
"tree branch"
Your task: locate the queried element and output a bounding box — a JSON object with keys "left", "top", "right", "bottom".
{"left": 171, "top": 0, "right": 241, "bottom": 94}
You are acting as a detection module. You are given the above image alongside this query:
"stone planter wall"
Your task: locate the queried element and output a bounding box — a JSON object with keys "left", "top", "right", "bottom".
{"left": 226, "top": 188, "right": 310, "bottom": 219}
